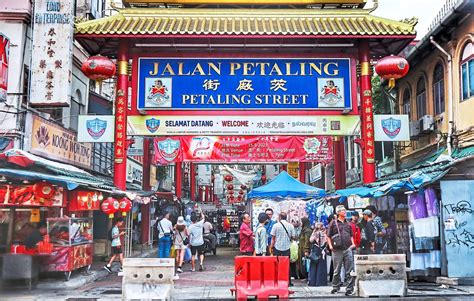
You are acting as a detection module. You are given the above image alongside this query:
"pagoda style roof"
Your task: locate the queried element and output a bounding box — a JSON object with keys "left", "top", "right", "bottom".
{"left": 74, "top": 8, "right": 416, "bottom": 56}
{"left": 76, "top": 8, "right": 415, "bottom": 37}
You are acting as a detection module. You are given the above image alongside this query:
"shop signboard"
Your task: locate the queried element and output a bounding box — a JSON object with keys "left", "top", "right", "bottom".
{"left": 309, "top": 164, "right": 322, "bottom": 183}
{"left": 150, "top": 165, "right": 158, "bottom": 188}
{"left": 0, "top": 33, "right": 9, "bottom": 102}
{"left": 126, "top": 159, "right": 143, "bottom": 185}
{"left": 441, "top": 180, "right": 474, "bottom": 277}
{"left": 29, "top": 115, "right": 92, "bottom": 169}
{"left": 154, "top": 136, "right": 333, "bottom": 164}
{"left": 68, "top": 191, "right": 100, "bottom": 211}
{"left": 0, "top": 184, "right": 64, "bottom": 207}
{"left": 77, "top": 115, "right": 115, "bottom": 142}
{"left": 374, "top": 114, "right": 410, "bottom": 141}
{"left": 30, "top": 0, "right": 74, "bottom": 106}
{"left": 127, "top": 136, "right": 144, "bottom": 156}
{"left": 287, "top": 162, "right": 299, "bottom": 180}
{"left": 137, "top": 58, "right": 353, "bottom": 111}
{"left": 129, "top": 115, "right": 359, "bottom": 136}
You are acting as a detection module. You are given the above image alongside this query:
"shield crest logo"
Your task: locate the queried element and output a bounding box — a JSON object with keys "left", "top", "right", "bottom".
{"left": 86, "top": 118, "right": 107, "bottom": 140}
{"left": 382, "top": 117, "right": 401, "bottom": 138}
{"left": 146, "top": 118, "right": 160, "bottom": 133}
{"left": 158, "top": 138, "right": 180, "bottom": 162}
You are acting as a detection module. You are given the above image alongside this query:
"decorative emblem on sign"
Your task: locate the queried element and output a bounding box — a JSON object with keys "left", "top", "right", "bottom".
{"left": 145, "top": 118, "right": 160, "bottom": 133}
{"left": 35, "top": 125, "right": 51, "bottom": 147}
{"left": 318, "top": 78, "right": 344, "bottom": 107}
{"left": 86, "top": 118, "right": 107, "bottom": 140}
{"left": 381, "top": 117, "right": 401, "bottom": 138}
{"left": 303, "top": 137, "right": 321, "bottom": 154}
{"left": 363, "top": 90, "right": 372, "bottom": 96}
{"left": 146, "top": 78, "right": 171, "bottom": 107}
{"left": 157, "top": 138, "right": 180, "bottom": 162}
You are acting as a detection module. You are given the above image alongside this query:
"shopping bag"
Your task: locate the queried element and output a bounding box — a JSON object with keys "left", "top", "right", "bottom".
{"left": 184, "top": 247, "right": 192, "bottom": 262}
{"left": 170, "top": 245, "right": 175, "bottom": 258}
{"left": 290, "top": 241, "right": 299, "bottom": 263}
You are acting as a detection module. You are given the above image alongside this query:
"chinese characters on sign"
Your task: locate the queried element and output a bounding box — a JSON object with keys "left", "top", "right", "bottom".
{"left": 153, "top": 136, "right": 333, "bottom": 165}
{"left": 30, "top": 0, "right": 74, "bottom": 106}
{"left": 114, "top": 89, "right": 127, "bottom": 163}
{"left": 138, "top": 58, "right": 353, "bottom": 110}
{"left": 0, "top": 34, "right": 9, "bottom": 102}
{"left": 362, "top": 89, "right": 375, "bottom": 162}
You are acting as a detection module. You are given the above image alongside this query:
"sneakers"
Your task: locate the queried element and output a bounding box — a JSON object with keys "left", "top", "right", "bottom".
{"left": 177, "top": 267, "right": 183, "bottom": 273}
{"left": 173, "top": 274, "right": 180, "bottom": 280}
{"left": 190, "top": 267, "right": 195, "bottom": 272}
{"left": 331, "top": 288, "right": 339, "bottom": 294}
{"left": 103, "top": 265, "right": 112, "bottom": 273}
{"left": 345, "top": 290, "right": 355, "bottom": 296}
{"left": 199, "top": 264, "right": 204, "bottom": 272}
{"left": 119, "top": 266, "right": 123, "bottom": 272}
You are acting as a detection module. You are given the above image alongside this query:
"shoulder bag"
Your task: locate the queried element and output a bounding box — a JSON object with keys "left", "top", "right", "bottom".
{"left": 308, "top": 232, "right": 323, "bottom": 263}
{"left": 331, "top": 220, "right": 344, "bottom": 249}
{"left": 158, "top": 220, "right": 172, "bottom": 238}
{"left": 178, "top": 230, "right": 189, "bottom": 245}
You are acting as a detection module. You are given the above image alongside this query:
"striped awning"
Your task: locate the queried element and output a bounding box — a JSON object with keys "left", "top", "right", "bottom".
{"left": 75, "top": 8, "right": 416, "bottom": 37}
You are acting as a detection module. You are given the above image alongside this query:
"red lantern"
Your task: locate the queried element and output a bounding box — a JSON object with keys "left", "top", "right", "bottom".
{"left": 101, "top": 197, "right": 119, "bottom": 218}
{"left": 230, "top": 195, "right": 235, "bottom": 202}
{"left": 224, "top": 175, "right": 233, "bottom": 182}
{"left": 261, "top": 175, "right": 267, "bottom": 184}
{"left": 81, "top": 55, "right": 116, "bottom": 82}
{"left": 239, "top": 190, "right": 244, "bottom": 195}
{"left": 237, "top": 195, "right": 243, "bottom": 201}
{"left": 118, "top": 198, "right": 132, "bottom": 216}
{"left": 240, "top": 185, "right": 247, "bottom": 190}
{"left": 227, "top": 189, "right": 234, "bottom": 196}
{"left": 375, "top": 55, "right": 409, "bottom": 89}
{"left": 227, "top": 184, "right": 234, "bottom": 190}
{"left": 33, "top": 182, "right": 55, "bottom": 199}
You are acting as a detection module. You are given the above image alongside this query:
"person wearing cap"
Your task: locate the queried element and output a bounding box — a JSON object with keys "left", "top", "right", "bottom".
{"left": 360, "top": 210, "right": 376, "bottom": 255}
{"left": 349, "top": 211, "right": 361, "bottom": 253}
{"left": 174, "top": 216, "right": 189, "bottom": 273}
{"left": 253, "top": 212, "right": 269, "bottom": 256}
{"left": 326, "top": 205, "right": 356, "bottom": 296}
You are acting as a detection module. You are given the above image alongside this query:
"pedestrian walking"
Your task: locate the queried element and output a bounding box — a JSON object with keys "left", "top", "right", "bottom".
{"left": 157, "top": 212, "right": 174, "bottom": 258}
{"left": 174, "top": 216, "right": 189, "bottom": 273}
{"left": 264, "top": 208, "right": 276, "bottom": 254}
{"left": 298, "top": 217, "right": 312, "bottom": 280}
{"left": 188, "top": 210, "right": 206, "bottom": 272}
{"left": 360, "top": 210, "right": 376, "bottom": 255}
{"left": 239, "top": 213, "right": 254, "bottom": 255}
{"left": 104, "top": 217, "right": 125, "bottom": 273}
{"left": 270, "top": 212, "right": 296, "bottom": 286}
{"left": 253, "top": 212, "right": 268, "bottom": 256}
{"left": 350, "top": 211, "right": 361, "bottom": 253}
{"left": 203, "top": 216, "right": 216, "bottom": 252}
{"left": 327, "top": 205, "right": 356, "bottom": 296}
{"left": 365, "top": 205, "right": 386, "bottom": 254}
{"left": 308, "top": 222, "right": 328, "bottom": 287}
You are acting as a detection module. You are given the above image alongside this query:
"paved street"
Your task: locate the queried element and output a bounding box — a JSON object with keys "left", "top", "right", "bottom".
{"left": 2, "top": 247, "right": 474, "bottom": 300}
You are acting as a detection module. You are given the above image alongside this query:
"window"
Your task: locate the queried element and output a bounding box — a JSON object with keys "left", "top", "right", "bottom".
{"left": 433, "top": 63, "right": 445, "bottom": 114}
{"left": 416, "top": 77, "right": 427, "bottom": 119}
{"left": 461, "top": 42, "right": 474, "bottom": 101}
{"left": 70, "top": 90, "right": 83, "bottom": 132}
{"left": 402, "top": 88, "right": 411, "bottom": 118}
{"left": 22, "top": 65, "right": 29, "bottom": 107}
{"left": 91, "top": 142, "right": 114, "bottom": 175}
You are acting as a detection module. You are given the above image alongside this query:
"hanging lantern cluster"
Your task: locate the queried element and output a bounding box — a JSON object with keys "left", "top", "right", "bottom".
{"left": 101, "top": 197, "right": 119, "bottom": 218}
{"left": 81, "top": 55, "right": 116, "bottom": 82}
{"left": 118, "top": 198, "right": 132, "bottom": 216}
{"left": 224, "top": 175, "right": 233, "bottom": 182}
{"left": 375, "top": 55, "right": 409, "bottom": 89}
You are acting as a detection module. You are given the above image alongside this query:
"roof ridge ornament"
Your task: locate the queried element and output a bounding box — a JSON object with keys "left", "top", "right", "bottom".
{"left": 400, "top": 17, "right": 419, "bottom": 27}
{"left": 366, "top": 0, "right": 378, "bottom": 13}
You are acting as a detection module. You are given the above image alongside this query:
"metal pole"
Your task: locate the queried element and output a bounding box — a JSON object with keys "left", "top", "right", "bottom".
{"left": 358, "top": 40, "right": 376, "bottom": 183}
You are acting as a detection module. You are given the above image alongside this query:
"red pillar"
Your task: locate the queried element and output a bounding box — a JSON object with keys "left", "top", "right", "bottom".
{"left": 175, "top": 162, "right": 183, "bottom": 198}
{"left": 359, "top": 40, "right": 376, "bottom": 183}
{"left": 299, "top": 162, "right": 306, "bottom": 183}
{"left": 141, "top": 138, "right": 151, "bottom": 245}
{"left": 333, "top": 137, "right": 347, "bottom": 189}
{"left": 190, "top": 163, "right": 196, "bottom": 201}
{"left": 113, "top": 40, "right": 129, "bottom": 190}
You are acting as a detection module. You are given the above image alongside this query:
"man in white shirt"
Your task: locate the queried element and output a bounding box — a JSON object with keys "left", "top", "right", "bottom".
{"left": 188, "top": 210, "right": 206, "bottom": 272}
{"left": 157, "top": 212, "right": 174, "bottom": 258}
{"left": 271, "top": 212, "right": 296, "bottom": 286}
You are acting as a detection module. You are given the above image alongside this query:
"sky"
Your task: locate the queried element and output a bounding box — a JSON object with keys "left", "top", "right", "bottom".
{"left": 370, "top": 0, "right": 448, "bottom": 39}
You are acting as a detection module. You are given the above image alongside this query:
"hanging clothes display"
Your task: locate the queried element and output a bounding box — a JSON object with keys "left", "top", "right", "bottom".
{"left": 424, "top": 187, "right": 439, "bottom": 217}
{"left": 305, "top": 199, "right": 333, "bottom": 227}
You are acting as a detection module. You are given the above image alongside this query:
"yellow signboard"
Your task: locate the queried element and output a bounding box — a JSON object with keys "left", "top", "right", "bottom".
{"left": 287, "top": 162, "right": 299, "bottom": 180}
{"left": 30, "top": 115, "right": 93, "bottom": 169}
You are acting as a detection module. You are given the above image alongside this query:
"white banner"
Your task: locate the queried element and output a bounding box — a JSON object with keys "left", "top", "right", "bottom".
{"left": 374, "top": 114, "right": 410, "bottom": 141}
{"left": 309, "top": 164, "right": 322, "bottom": 183}
{"left": 214, "top": 174, "right": 224, "bottom": 196}
{"left": 77, "top": 116, "right": 115, "bottom": 142}
{"left": 127, "top": 137, "right": 144, "bottom": 156}
{"left": 197, "top": 164, "right": 212, "bottom": 185}
{"left": 128, "top": 115, "right": 359, "bottom": 136}
{"left": 30, "top": 0, "right": 74, "bottom": 106}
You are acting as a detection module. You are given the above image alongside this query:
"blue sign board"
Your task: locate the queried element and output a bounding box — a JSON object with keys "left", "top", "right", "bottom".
{"left": 137, "top": 58, "right": 352, "bottom": 110}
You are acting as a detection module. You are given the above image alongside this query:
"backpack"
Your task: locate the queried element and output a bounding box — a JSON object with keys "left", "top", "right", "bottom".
{"left": 108, "top": 227, "right": 113, "bottom": 241}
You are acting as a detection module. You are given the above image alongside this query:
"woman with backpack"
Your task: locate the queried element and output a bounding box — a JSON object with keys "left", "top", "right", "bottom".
{"left": 174, "top": 216, "right": 189, "bottom": 273}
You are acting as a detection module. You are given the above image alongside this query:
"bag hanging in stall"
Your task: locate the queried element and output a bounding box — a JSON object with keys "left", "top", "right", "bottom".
{"left": 290, "top": 241, "right": 299, "bottom": 263}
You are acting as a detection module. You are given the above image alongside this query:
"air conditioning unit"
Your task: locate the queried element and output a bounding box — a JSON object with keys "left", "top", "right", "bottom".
{"left": 420, "top": 115, "right": 435, "bottom": 133}
{"left": 409, "top": 121, "right": 420, "bottom": 138}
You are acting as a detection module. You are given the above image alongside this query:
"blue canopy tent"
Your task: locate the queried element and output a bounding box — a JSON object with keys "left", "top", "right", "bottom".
{"left": 247, "top": 171, "right": 326, "bottom": 199}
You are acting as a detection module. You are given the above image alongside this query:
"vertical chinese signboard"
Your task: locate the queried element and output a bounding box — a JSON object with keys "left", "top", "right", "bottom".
{"left": 114, "top": 89, "right": 127, "bottom": 163}
{"left": 30, "top": 0, "right": 74, "bottom": 106}
{"left": 0, "top": 34, "right": 9, "bottom": 102}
